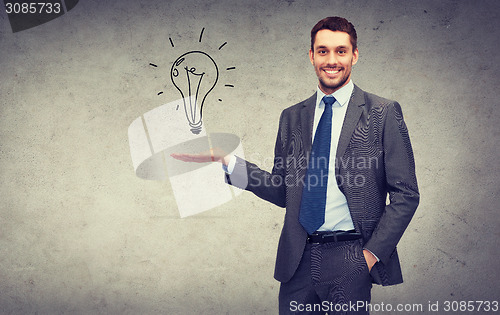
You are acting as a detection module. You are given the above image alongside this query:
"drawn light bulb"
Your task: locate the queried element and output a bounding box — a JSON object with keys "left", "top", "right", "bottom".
{"left": 170, "top": 51, "right": 219, "bottom": 134}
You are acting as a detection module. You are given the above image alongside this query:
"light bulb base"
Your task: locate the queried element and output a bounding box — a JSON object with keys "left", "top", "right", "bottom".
{"left": 190, "top": 126, "right": 203, "bottom": 135}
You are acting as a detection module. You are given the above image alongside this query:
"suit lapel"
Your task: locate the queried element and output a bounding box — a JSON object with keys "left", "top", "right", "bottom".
{"left": 299, "top": 88, "right": 365, "bottom": 166}
{"left": 300, "top": 93, "right": 317, "bottom": 155}
{"left": 335, "top": 85, "right": 365, "bottom": 167}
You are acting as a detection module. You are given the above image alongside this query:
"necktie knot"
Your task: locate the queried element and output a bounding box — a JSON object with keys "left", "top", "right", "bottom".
{"left": 323, "top": 96, "right": 336, "bottom": 107}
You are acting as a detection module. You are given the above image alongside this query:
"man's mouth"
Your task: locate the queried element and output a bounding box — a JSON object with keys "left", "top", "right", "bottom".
{"left": 323, "top": 68, "right": 342, "bottom": 76}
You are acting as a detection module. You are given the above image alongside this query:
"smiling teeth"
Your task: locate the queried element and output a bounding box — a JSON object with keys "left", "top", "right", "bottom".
{"left": 325, "top": 69, "right": 340, "bottom": 74}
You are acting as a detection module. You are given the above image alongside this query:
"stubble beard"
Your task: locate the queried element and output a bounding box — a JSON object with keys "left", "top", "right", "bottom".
{"left": 318, "top": 73, "right": 350, "bottom": 94}
{"left": 314, "top": 56, "right": 354, "bottom": 94}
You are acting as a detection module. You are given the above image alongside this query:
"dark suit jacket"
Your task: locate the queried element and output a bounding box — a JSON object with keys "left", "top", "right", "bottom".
{"left": 226, "top": 85, "right": 419, "bottom": 286}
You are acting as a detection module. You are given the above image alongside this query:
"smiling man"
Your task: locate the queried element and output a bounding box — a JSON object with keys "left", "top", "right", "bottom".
{"left": 172, "top": 16, "right": 419, "bottom": 314}
{"left": 310, "top": 28, "right": 358, "bottom": 95}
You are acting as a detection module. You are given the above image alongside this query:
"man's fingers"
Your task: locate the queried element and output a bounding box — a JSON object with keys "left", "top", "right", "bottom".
{"left": 170, "top": 147, "right": 229, "bottom": 163}
{"left": 170, "top": 153, "right": 212, "bottom": 163}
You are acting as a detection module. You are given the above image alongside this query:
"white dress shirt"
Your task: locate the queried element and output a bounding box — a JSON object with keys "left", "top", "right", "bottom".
{"left": 313, "top": 80, "right": 355, "bottom": 232}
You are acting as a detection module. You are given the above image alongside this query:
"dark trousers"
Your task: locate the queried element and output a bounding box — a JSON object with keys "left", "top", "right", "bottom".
{"left": 279, "top": 240, "right": 372, "bottom": 315}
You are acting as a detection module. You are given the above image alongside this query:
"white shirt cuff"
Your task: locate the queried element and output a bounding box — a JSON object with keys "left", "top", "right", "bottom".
{"left": 221, "top": 155, "right": 236, "bottom": 174}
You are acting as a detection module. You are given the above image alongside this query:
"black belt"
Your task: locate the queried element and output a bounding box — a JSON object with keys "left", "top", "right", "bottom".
{"left": 307, "top": 230, "right": 362, "bottom": 244}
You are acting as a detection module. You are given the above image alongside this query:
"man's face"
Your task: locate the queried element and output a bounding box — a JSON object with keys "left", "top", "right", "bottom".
{"left": 309, "top": 30, "right": 359, "bottom": 95}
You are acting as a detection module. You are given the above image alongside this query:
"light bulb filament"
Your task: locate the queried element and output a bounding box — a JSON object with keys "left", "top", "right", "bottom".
{"left": 185, "top": 66, "right": 205, "bottom": 126}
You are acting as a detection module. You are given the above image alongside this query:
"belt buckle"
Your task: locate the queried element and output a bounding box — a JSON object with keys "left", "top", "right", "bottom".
{"left": 323, "top": 232, "right": 338, "bottom": 242}
{"left": 308, "top": 233, "right": 321, "bottom": 244}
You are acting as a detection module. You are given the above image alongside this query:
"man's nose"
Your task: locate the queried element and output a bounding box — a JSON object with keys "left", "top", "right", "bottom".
{"left": 327, "top": 52, "right": 338, "bottom": 65}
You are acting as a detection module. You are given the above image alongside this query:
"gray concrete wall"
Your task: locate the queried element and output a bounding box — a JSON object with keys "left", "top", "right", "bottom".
{"left": 0, "top": 0, "right": 498, "bottom": 314}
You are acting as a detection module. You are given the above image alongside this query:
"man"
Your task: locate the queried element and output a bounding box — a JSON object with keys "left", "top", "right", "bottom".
{"left": 173, "top": 16, "right": 419, "bottom": 314}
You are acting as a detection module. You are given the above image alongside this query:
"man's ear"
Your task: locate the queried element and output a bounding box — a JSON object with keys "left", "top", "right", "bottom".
{"left": 309, "top": 49, "right": 314, "bottom": 65}
{"left": 352, "top": 48, "right": 359, "bottom": 66}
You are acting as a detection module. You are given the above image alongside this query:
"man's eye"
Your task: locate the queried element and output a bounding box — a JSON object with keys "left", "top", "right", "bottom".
{"left": 339, "top": 50, "right": 346, "bottom": 54}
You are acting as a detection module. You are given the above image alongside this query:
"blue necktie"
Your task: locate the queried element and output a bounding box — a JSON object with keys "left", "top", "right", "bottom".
{"left": 299, "top": 96, "right": 336, "bottom": 234}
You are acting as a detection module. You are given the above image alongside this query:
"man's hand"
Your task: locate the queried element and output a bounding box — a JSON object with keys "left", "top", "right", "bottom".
{"left": 363, "top": 249, "right": 377, "bottom": 272}
{"left": 171, "top": 147, "right": 231, "bottom": 166}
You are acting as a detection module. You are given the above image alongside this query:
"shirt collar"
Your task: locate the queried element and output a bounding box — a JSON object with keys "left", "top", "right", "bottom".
{"left": 315, "top": 79, "right": 354, "bottom": 108}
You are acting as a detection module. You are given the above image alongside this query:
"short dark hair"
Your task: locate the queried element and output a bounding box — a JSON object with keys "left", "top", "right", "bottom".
{"left": 311, "top": 17, "right": 357, "bottom": 52}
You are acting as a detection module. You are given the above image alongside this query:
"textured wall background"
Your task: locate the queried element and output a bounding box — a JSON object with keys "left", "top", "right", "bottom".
{"left": 0, "top": 0, "right": 499, "bottom": 314}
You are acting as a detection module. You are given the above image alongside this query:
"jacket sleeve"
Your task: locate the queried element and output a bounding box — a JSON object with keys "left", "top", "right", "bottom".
{"left": 364, "top": 102, "right": 420, "bottom": 263}
{"left": 225, "top": 112, "right": 287, "bottom": 208}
